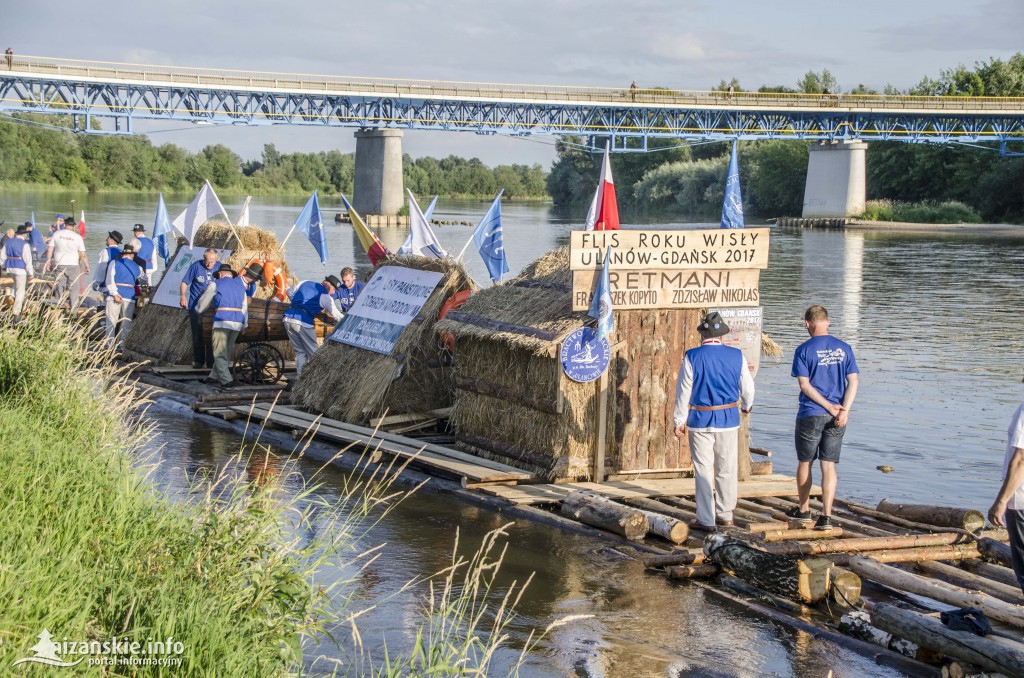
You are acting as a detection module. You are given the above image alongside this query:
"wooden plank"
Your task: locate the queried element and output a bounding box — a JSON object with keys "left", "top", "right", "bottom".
{"left": 369, "top": 407, "right": 452, "bottom": 428}
{"left": 241, "top": 405, "right": 535, "bottom": 482}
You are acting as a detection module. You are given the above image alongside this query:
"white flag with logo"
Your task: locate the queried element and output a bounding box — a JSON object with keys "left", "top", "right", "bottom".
{"left": 173, "top": 180, "right": 230, "bottom": 246}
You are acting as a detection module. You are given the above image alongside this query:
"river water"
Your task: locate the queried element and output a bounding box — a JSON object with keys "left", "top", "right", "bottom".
{"left": 4, "top": 190, "right": 1023, "bottom": 676}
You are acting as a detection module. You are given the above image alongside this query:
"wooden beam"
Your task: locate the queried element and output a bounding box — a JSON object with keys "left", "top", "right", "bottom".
{"left": 455, "top": 375, "right": 561, "bottom": 414}
{"left": 593, "top": 368, "right": 609, "bottom": 483}
{"left": 370, "top": 407, "right": 452, "bottom": 428}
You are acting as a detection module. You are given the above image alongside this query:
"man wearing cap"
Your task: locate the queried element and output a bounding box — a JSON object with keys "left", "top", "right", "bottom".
{"left": 787, "top": 305, "right": 860, "bottom": 531}
{"left": 673, "top": 311, "right": 756, "bottom": 530}
{"left": 194, "top": 263, "right": 260, "bottom": 387}
{"left": 987, "top": 371, "right": 1024, "bottom": 593}
{"left": 46, "top": 214, "right": 90, "bottom": 309}
{"left": 0, "top": 224, "right": 35, "bottom": 322}
{"left": 331, "top": 267, "right": 364, "bottom": 313}
{"left": 130, "top": 224, "right": 157, "bottom": 285}
{"left": 180, "top": 248, "right": 221, "bottom": 369}
{"left": 93, "top": 231, "right": 124, "bottom": 289}
{"left": 284, "top": 276, "right": 343, "bottom": 375}
{"left": 103, "top": 244, "right": 143, "bottom": 351}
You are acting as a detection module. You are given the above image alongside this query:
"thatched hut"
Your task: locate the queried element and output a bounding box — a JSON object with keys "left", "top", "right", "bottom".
{"left": 123, "top": 222, "right": 293, "bottom": 365}
{"left": 435, "top": 245, "right": 705, "bottom": 481}
{"left": 292, "top": 255, "right": 476, "bottom": 424}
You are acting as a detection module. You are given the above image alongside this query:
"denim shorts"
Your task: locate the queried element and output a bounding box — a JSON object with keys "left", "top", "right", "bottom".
{"left": 795, "top": 414, "right": 846, "bottom": 463}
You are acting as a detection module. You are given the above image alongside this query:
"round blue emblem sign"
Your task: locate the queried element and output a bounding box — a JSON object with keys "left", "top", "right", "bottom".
{"left": 560, "top": 328, "right": 611, "bottom": 383}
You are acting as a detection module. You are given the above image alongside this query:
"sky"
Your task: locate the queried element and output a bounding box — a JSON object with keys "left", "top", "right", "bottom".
{"left": 4, "top": 0, "right": 1022, "bottom": 168}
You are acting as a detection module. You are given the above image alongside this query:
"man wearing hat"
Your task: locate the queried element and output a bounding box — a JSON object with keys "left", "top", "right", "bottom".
{"left": 673, "top": 311, "right": 755, "bottom": 530}
{"left": 283, "top": 275, "right": 343, "bottom": 376}
{"left": 0, "top": 223, "right": 35, "bottom": 322}
{"left": 46, "top": 213, "right": 89, "bottom": 309}
{"left": 988, "top": 370, "right": 1024, "bottom": 594}
{"left": 103, "top": 243, "right": 143, "bottom": 351}
{"left": 93, "top": 231, "right": 124, "bottom": 289}
{"left": 130, "top": 224, "right": 157, "bottom": 285}
{"left": 194, "top": 263, "right": 260, "bottom": 387}
{"left": 788, "top": 305, "right": 860, "bottom": 531}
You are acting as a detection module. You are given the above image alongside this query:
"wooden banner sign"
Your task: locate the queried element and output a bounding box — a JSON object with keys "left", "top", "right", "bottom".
{"left": 572, "top": 268, "right": 761, "bottom": 311}
{"left": 570, "top": 228, "right": 770, "bottom": 271}
{"left": 718, "top": 306, "right": 763, "bottom": 377}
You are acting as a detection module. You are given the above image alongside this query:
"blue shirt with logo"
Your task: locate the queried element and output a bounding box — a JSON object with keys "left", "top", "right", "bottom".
{"left": 792, "top": 334, "right": 860, "bottom": 418}
{"left": 332, "top": 280, "right": 364, "bottom": 312}
{"left": 182, "top": 260, "right": 221, "bottom": 309}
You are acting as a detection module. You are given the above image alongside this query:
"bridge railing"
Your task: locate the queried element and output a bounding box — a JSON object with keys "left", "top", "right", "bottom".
{"left": 5, "top": 54, "right": 1024, "bottom": 112}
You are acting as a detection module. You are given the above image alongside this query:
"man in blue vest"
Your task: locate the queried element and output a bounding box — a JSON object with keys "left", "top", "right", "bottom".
{"left": 331, "top": 267, "right": 364, "bottom": 313}
{"left": 194, "top": 263, "right": 260, "bottom": 387}
{"left": 788, "top": 305, "right": 860, "bottom": 531}
{"left": 92, "top": 231, "right": 124, "bottom": 290}
{"left": 103, "top": 243, "right": 143, "bottom": 351}
{"left": 131, "top": 224, "right": 157, "bottom": 285}
{"left": 284, "top": 275, "right": 343, "bottom": 376}
{"left": 179, "top": 248, "right": 221, "bottom": 369}
{"left": 673, "top": 311, "right": 755, "bottom": 530}
{"left": 0, "top": 223, "right": 35, "bottom": 323}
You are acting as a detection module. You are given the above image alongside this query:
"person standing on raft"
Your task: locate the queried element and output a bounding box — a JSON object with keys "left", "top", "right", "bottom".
{"left": 180, "top": 248, "right": 221, "bottom": 369}
{"left": 283, "top": 275, "right": 343, "bottom": 376}
{"left": 673, "top": 311, "right": 755, "bottom": 530}
{"left": 0, "top": 223, "right": 34, "bottom": 323}
{"left": 130, "top": 224, "right": 157, "bottom": 286}
{"left": 194, "top": 264, "right": 260, "bottom": 388}
{"left": 103, "top": 243, "right": 142, "bottom": 352}
{"left": 787, "top": 305, "right": 860, "bottom": 530}
{"left": 987, "top": 370, "right": 1024, "bottom": 593}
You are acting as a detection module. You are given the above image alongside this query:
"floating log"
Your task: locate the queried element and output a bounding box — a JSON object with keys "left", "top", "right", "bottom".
{"left": 560, "top": 490, "right": 649, "bottom": 541}
{"left": 877, "top": 499, "right": 985, "bottom": 532}
{"left": 838, "top": 610, "right": 933, "bottom": 661}
{"left": 961, "top": 559, "right": 1022, "bottom": 589}
{"left": 830, "top": 544, "right": 979, "bottom": 566}
{"left": 977, "top": 538, "right": 1014, "bottom": 568}
{"left": 750, "top": 460, "right": 773, "bottom": 476}
{"left": 641, "top": 550, "right": 706, "bottom": 569}
{"left": 756, "top": 527, "right": 844, "bottom": 542}
{"left": 914, "top": 561, "right": 1024, "bottom": 605}
{"left": 850, "top": 557, "right": 1024, "bottom": 628}
{"left": 869, "top": 603, "right": 1024, "bottom": 676}
{"left": 830, "top": 567, "right": 862, "bottom": 606}
{"left": 636, "top": 509, "right": 689, "bottom": 544}
{"left": 718, "top": 574, "right": 811, "bottom": 616}
{"left": 704, "top": 533, "right": 832, "bottom": 604}
{"left": 836, "top": 498, "right": 975, "bottom": 536}
{"left": 668, "top": 563, "right": 720, "bottom": 579}
{"left": 766, "top": 532, "right": 972, "bottom": 556}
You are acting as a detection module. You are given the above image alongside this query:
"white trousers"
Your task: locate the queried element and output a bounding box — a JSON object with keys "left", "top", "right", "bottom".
{"left": 104, "top": 296, "right": 136, "bottom": 350}
{"left": 10, "top": 269, "right": 27, "bottom": 316}
{"left": 285, "top": 322, "right": 319, "bottom": 374}
{"left": 688, "top": 429, "right": 739, "bottom": 526}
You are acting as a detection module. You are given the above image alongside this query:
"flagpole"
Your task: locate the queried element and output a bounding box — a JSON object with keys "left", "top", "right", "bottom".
{"left": 280, "top": 224, "right": 298, "bottom": 247}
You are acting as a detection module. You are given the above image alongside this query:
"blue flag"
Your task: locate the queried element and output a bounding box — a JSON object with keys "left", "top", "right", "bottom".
{"left": 720, "top": 140, "right": 745, "bottom": 229}
{"left": 587, "top": 245, "right": 614, "bottom": 345}
{"left": 472, "top": 190, "right": 508, "bottom": 284}
{"left": 28, "top": 211, "right": 45, "bottom": 259}
{"left": 153, "top": 192, "right": 173, "bottom": 266}
{"left": 295, "top": 190, "right": 328, "bottom": 264}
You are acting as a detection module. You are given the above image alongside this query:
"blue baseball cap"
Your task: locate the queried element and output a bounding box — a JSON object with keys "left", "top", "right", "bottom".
{"left": 56, "top": 213, "right": 65, "bottom": 219}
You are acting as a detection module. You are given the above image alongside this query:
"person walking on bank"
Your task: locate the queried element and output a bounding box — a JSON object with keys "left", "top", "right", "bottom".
{"left": 130, "top": 224, "right": 157, "bottom": 285}
{"left": 284, "top": 275, "right": 343, "bottom": 376}
{"left": 46, "top": 216, "right": 90, "bottom": 309}
{"left": 0, "top": 223, "right": 34, "bottom": 323}
{"left": 673, "top": 311, "right": 755, "bottom": 529}
{"left": 93, "top": 231, "right": 123, "bottom": 289}
{"left": 103, "top": 244, "right": 142, "bottom": 351}
{"left": 987, "top": 371, "right": 1024, "bottom": 593}
{"left": 5, "top": 48, "right": 12, "bottom": 70}
{"left": 194, "top": 264, "right": 260, "bottom": 388}
{"left": 331, "top": 266, "right": 364, "bottom": 313}
{"left": 787, "top": 305, "right": 860, "bottom": 530}
{"left": 179, "top": 248, "right": 221, "bottom": 369}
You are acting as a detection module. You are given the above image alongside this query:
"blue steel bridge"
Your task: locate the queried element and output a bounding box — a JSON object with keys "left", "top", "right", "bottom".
{"left": 1, "top": 54, "right": 1023, "bottom": 149}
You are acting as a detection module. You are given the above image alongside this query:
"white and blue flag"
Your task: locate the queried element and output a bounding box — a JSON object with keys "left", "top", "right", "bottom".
{"left": 587, "top": 245, "right": 614, "bottom": 345}
{"left": 398, "top": 195, "right": 438, "bottom": 255}
{"left": 295, "top": 190, "right": 328, "bottom": 264}
{"left": 403, "top": 189, "right": 447, "bottom": 259}
{"left": 720, "top": 140, "right": 745, "bottom": 229}
{"left": 472, "top": 190, "right": 508, "bottom": 284}
{"left": 153, "top": 192, "right": 174, "bottom": 266}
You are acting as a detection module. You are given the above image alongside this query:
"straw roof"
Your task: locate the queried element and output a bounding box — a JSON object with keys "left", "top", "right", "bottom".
{"left": 292, "top": 255, "right": 477, "bottom": 424}
{"left": 434, "top": 245, "right": 589, "bottom": 356}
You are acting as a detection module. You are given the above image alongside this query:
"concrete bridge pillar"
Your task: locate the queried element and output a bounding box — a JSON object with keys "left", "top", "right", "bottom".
{"left": 353, "top": 128, "right": 404, "bottom": 217}
{"left": 802, "top": 140, "right": 867, "bottom": 218}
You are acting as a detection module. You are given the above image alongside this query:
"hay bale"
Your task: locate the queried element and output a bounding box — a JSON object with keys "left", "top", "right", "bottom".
{"left": 122, "top": 221, "right": 294, "bottom": 365}
{"left": 292, "top": 255, "right": 477, "bottom": 424}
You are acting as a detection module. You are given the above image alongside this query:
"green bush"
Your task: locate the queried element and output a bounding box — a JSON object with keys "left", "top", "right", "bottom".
{"left": 857, "top": 199, "right": 982, "bottom": 223}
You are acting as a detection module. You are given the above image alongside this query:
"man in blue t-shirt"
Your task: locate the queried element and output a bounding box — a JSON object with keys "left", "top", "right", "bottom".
{"left": 331, "top": 267, "right": 364, "bottom": 313}
{"left": 787, "top": 305, "right": 860, "bottom": 531}
{"left": 179, "top": 248, "right": 221, "bottom": 369}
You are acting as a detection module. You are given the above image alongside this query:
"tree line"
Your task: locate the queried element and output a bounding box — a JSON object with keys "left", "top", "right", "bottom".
{"left": 0, "top": 116, "right": 548, "bottom": 199}
{"left": 548, "top": 54, "right": 1024, "bottom": 223}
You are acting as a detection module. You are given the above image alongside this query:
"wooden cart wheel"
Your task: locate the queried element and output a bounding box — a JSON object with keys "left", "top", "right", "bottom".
{"left": 233, "top": 343, "right": 284, "bottom": 385}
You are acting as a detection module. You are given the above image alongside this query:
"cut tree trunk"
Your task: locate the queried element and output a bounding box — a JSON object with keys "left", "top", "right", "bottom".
{"left": 756, "top": 527, "right": 844, "bottom": 542}
{"left": 977, "top": 537, "right": 1014, "bottom": 568}
{"left": 877, "top": 499, "right": 985, "bottom": 532}
{"left": 641, "top": 550, "right": 706, "bottom": 568}
{"left": 829, "top": 544, "right": 979, "bottom": 566}
{"left": 961, "top": 558, "right": 1022, "bottom": 589}
{"left": 765, "top": 532, "right": 972, "bottom": 556}
{"left": 668, "top": 563, "right": 721, "bottom": 579}
{"left": 560, "top": 490, "right": 649, "bottom": 541}
{"left": 637, "top": 509, "right": 689, "bottom": 544}
{"left": 869, "top": 603, "right": 1024, "bottom": 676}
{"left": 837, "top": 610, "right": 934, "bottom": 661}
{"left": 750, "top": 460, "right": 773, "bottom": 476}
{"left": 850, "top": 557, "right": 1024, "bottom": 628}
{"left": 704, "top": 532, "right": 833, "bottom": 604}
{"left": 914, "top": 561, "right": 1024, "bottom": 605}
{"left": 830, "top": 567, "right": 863, "bottom": 606}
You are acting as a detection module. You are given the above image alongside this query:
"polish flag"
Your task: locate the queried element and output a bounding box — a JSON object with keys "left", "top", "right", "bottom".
{"left": 584, "top": 141, "right": 619, "bottom": 231}
{"left": 77, "top": 210, "right": 86, "bottom": 238}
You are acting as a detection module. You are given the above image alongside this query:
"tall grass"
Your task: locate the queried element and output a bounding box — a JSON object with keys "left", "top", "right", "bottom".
{"left": 857, "top": 199, "right": 982, "bottom": 224}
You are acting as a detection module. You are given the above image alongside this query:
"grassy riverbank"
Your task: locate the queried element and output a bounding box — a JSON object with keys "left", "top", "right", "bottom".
{"left": 856, "top": 199, "right": 983, "bottom": 224}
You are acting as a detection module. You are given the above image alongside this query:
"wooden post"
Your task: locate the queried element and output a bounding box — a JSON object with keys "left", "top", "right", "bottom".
{"left": 737, "top": 409, "right": 751, "bottom": 481}
{"left": 592, "top": 368, "right": 609, "bottom": 483}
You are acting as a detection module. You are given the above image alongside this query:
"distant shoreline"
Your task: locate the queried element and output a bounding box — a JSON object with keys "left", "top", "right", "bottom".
{"left": 844, "top": 219, "right": 1024, "bottom": 234}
